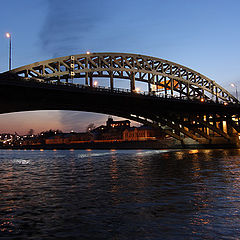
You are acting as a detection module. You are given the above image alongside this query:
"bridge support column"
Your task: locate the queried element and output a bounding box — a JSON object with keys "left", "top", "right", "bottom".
{"left": 164, "top": 77, "right": 168, "bottom": 97}
{"left": 214, "top": 86, "right": 219, "bottom": 103}
{"left": 187, "top": 82, "right": 190, "bottom": 99}
{"left": 148, "top": 75, "right": 154, "bottom": 94}
{"left": 110, "top": 71, "right": 114, "bottom": 91}
{"left": 171, "top": 78, "right": 174, "bottom": 97}
{"left": 226, "top": 117, "right": 234, "bottom": 136}
{"left": 227, "top": 121, "right": 233, "bottom": 136}
{"left": 148, "top": 82, "right": 151, "bottom": 93}
{"left": 85, "top": 72, "right": 88, "bottom": 85}
{"left": 89, "top": 74, "right": 93, "bottom": 87}
{"left": 130, "top": 72, "right": 135, "bottom": 92}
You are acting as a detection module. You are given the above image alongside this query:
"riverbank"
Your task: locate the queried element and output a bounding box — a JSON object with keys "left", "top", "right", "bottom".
{"left": 1, "top": 139, "right": 239, "bottom": 150}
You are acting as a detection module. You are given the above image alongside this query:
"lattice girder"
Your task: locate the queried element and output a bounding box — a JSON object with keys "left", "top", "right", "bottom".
{"left": 9, "top": 52, "right": 237, "bottom": 104}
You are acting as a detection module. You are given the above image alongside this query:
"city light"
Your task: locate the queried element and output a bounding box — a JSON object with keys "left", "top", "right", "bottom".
{"left": 230, "top": 83, "right": 238, "bottom": 100}
{"left": 200, "top": 98, "right": 204, "bottom": 102}
{"left": 135, "top": 87, "right": 140, "bottom": 93}
{"left": 6, "top": 32, "right": 11, "bottom": 38}
{"left": 5, "top": 32, "right": 12, "bottom": 70}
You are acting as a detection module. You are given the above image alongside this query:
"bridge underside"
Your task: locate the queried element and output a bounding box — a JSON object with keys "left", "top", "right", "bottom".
{"left": 0, "top": 74, "right": 240, "bottom": 147}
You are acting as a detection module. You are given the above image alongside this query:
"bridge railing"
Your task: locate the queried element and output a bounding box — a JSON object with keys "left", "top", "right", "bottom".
{"left": 22, "top": 76, "right": 233, "bottom": 106}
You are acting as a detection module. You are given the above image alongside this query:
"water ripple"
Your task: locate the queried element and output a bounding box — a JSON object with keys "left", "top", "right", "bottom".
{"left": 0, "top": 149, "right": 240, "bottom": 239}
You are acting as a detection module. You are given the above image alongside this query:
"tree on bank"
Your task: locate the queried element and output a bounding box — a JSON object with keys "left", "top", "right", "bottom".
{"left": 28, "top": 129, "right": 34, "bottom": 136}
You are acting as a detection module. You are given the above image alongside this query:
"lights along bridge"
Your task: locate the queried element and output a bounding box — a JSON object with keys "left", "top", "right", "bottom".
{"left": 0, "top": 52, "right": 239, "bottom": 147}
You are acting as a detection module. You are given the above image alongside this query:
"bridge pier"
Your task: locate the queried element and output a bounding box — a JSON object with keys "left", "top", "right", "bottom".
{"left": 131, "top": 72, "right": 135, "bottom": 92}
{"left": 227, "top": 120, "right": 233, "bottom": 136}
{"left": 148, "top": 81, "right": 151, "bottom": 93}
{"left": 89, "top": 74, "right": 93, "bottom": 87}
{"left": 170, "top": 78, "right": 174, "bottom": 97}
{"left": 85, "top": 72, "right": 88, "bottom": 85}
{"left": 110, "top": 71, "right": 114, "bottom": 91}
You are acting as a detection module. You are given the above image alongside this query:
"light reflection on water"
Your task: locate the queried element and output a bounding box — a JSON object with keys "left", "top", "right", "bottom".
{"left": 0, "top": 149, "right": 240, "bottom": 239}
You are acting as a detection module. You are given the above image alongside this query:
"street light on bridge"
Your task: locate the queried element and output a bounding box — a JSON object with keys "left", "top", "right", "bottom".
{"left": 93, "top": 81, "right": 98, "bottom": 87}
{"left": 230, "top": 83, "right": 238, "bottom": 101}
{"left": 135, "top": 87, "right": 140, "bottom": 93}
{"left": 5, "top": 32, "right": 12, "bottom": 71}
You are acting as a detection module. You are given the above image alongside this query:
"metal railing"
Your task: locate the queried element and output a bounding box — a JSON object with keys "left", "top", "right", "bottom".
{"left": 21, "top": 77, "right": 233, "bottom": 106}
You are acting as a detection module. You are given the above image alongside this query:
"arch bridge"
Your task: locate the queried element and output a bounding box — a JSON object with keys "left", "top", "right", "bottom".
{"left": 0, "top": 52, "right": 240, "bottom": 146}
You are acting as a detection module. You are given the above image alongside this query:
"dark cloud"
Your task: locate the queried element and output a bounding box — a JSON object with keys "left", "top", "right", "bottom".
{"left": 39, "top": 0, "right": 136, "bottom": 130}
{"left": 39, "top": 0, "right": 114, "bottom": 129}
{"left": 40, "top": 0, "right": 110, "bottom": 57}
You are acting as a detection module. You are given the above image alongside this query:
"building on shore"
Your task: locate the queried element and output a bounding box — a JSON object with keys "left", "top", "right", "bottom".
{"left": 90, "top": 117, "right": 130, "bottom": 141}
{"left": 45, "top": 132, "right": 93, "bottom": 145}
{"left": 106, "top": 117, "right": 130, "bottom": 129}
{"left": 2, "top": 117, "right": 168, "bottom": 148}
{"left": 43, "top": 118, "right": 166, "bottom": 145}
{"left": 123, "top": 126, "right": 165, "bottom": 141}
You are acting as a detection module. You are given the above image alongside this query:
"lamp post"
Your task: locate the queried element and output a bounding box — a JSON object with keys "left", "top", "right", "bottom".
{"left": 231, "top": 83, "right": 238, "bottom": 101}
{"left": 5, "top": 32, "right": 12, "bottom": 71}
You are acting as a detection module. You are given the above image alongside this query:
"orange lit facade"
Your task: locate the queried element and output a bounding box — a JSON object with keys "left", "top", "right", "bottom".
{"left": 22, "top": 139, "right": 42, "bottom": 146}
{"left": 45, "top": 133, "right": 93, "bottom": 145}
{"left": 45, "top": 136, "right": 65, "bottom": 145}
{"left": 123, "top": 127, "right": 164, "bottom": 141}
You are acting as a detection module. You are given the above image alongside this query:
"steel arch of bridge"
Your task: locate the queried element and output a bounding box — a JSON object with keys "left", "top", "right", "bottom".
{"left": 10, "top": 52, "right": 237, "bottom": 104}
{"left": 5, "top": 52, "right": 240, "bottom": 145}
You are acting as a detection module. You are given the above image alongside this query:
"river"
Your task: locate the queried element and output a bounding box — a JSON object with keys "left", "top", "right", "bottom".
{"left": 1, "top": 149, "right": 240, "bottom": 239}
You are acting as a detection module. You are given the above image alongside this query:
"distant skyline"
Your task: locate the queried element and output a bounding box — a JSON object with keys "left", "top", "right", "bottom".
{"left": 1, "top": 0, "right": 240, "bottom": 134}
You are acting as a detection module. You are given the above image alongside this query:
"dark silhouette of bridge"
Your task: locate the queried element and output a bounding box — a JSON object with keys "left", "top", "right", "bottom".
{"left": 0, "top": 52, "right": 239, "bottom": 146}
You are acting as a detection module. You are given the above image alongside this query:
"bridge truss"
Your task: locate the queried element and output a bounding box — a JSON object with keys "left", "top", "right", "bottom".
{"left": 7, "top": 53, "right": 240, "bottom": 145}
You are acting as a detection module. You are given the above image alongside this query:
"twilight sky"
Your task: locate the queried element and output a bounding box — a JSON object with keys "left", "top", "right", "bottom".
{"left": 1, "top": 0, "right": 240, "bottom": 134}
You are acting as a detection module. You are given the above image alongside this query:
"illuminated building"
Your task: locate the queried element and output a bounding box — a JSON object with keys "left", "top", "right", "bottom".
{"left": 106, "top": 117, "right": 130, "bottom": 129}
{"left": 123, "top": 126, "right": 165, "bottom": 141}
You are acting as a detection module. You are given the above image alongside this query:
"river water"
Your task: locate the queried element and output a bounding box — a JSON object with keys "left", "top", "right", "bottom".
{"left": 0, "top": 149, "right": 240, "bottom": 239}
